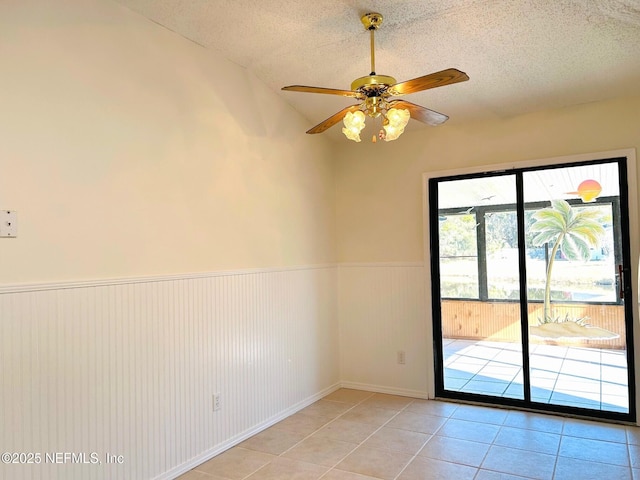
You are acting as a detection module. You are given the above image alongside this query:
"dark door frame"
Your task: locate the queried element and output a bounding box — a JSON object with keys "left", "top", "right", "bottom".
{"left": 426, "top": 155, "right": 637, "bottom": 423}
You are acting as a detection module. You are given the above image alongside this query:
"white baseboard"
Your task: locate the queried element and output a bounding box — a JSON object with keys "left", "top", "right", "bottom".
{"left": 339, "top": 381, "right": 429, "bottom": 400}
{"left": 156, "top": 383, "right": 341, "bottom": 480}
{"left": 158, "top": 380, "right": 430, "bottom": 479}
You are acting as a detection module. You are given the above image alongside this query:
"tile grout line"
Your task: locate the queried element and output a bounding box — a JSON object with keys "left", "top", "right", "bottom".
{"left": 547, "top": 414, "right": 565, "bottom": 480}
{"left": 208, "top": 392, "right": 377, "bottom": 480}
{"left": 391, "top": 408, "right": 455, "bottom": 480}
{"left": 474, "top": 408, "right": 566, "bottom": 480}
{"left": 470, "top": 414, "right": 509, "bottom": 480}
{"left": 316, "top": 395, "right": 422, "bottom": 479}
{"left": 189, "top": 390, "right": 636, "bottom": 480}
{"left": 459, "top": 406, "right": 512, "bottom": 480}
{"left": 239, "top": 392, "right": 378, "bottom": 480}
{"left": 280, "top": 392, "right": 377, "bottom": 456}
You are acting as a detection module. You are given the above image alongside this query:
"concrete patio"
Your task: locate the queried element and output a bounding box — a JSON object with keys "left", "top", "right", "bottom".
{"left": 443, "top": 338, "right": 629, "bottom": 413}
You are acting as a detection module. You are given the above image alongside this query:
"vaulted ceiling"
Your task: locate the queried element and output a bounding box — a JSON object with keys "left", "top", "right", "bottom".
{"left": 115, "top": 0, "right": 640, "bottom": 140}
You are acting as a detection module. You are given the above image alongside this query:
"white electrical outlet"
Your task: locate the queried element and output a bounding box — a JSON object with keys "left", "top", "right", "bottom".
{"left": 397, "top": 350, "right": 406, "bottom": 365}
{"left": 0, "top": 210, "right": 17, "bottom": 237}
{"left": 213, "top": 393, "right": 221, "bottom": 411}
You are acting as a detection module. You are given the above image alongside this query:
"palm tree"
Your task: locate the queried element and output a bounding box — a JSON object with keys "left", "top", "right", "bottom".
{"left": 530, "top": 199, "right": 605, "bottom": 323}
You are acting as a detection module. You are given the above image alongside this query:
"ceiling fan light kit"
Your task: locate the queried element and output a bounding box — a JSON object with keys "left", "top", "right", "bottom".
{"left": 342, "top": 110, "right": 366, "bottom": 142}
{"left": 282, "top": 12, "right": 469, "bottom": 143}
{"left": 383, "top": 107, "right": 411, "bottom": 141}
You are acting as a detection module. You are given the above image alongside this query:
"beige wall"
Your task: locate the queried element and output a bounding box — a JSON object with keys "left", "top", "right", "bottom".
{"left": 335, "top": 95, "right": 640, "bottom": 262}
{"left": 0, "top": 3, "right": 342, "bottom": 479}
{"left": 335, "top": 95, "right": 640, "bottom": 409}
{"left": 2, "top": 6, "right": 639, "bottom": 470}
{"left": 0, "top": 0, "right": 337, "bottom": 284}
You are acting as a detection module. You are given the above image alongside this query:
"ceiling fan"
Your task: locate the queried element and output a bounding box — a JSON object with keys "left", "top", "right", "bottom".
{"left": 282, "top": 12, "right": 469, "bottom": 142}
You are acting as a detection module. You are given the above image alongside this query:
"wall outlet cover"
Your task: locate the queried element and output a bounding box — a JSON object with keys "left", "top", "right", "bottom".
{"left": 0, "top": 210, "right": 17, "bottom": 237}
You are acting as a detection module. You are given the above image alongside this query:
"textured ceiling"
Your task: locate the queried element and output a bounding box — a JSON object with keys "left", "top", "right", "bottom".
{"left": 115, "top": 0, "right": 640, "bottom": 140}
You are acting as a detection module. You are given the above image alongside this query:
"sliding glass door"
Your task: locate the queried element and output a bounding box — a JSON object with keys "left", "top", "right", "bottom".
{"left": 434, "top": 173, "right": 525, "bottom": 400}
{"left": 430, "top": 157, "right": 636, "bottom": 421}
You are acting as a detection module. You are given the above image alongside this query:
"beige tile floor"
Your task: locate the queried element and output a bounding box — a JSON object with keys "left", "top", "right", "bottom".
{"left": 178, "top": 389, "right": 640, "bottom": 480}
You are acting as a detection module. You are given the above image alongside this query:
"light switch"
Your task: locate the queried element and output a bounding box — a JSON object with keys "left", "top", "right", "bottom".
{"left": 0, "top": 210, "right": 17, "bottom": 237}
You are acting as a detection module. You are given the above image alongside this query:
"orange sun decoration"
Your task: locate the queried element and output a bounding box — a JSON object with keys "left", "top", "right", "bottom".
{"left": 568, "top": 179, "right": 602, "bottom": 202}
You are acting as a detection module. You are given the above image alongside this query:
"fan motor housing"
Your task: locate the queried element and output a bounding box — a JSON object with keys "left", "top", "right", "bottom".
{"left": 351, "top": 74, "right": 397, "bottom": 96}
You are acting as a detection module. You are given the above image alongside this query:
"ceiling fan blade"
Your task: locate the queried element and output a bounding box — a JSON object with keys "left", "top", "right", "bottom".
{"left": 282, "top": 85, "right": 364, "bottom": 99}
{"left": 388, "top": 100, "right": 449, "bottom": 126}
{"left": 387, "top": 68, "right": 469, "bottom": 96}
{"left": 306, "top": 105, "right": 362, "bottom": 134}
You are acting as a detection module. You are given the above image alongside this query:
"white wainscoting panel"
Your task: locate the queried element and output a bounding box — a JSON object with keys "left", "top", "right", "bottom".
{"left": 338, "top": 263, "right": 430, "bottom": 398}
{"left": 0, "top": 266, "right": 339, "bottom": 480}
